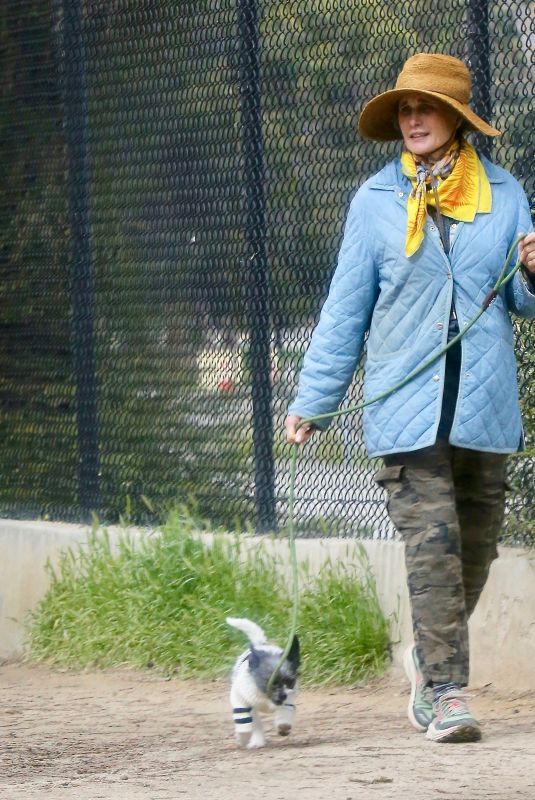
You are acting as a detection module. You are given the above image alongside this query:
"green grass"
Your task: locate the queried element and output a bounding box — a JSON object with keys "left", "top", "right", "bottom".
{"left": 26, "top": 508, "right": 391, "bottom": 686}
{"left": 298, "top": 551, "right": 392, "bottom": 685}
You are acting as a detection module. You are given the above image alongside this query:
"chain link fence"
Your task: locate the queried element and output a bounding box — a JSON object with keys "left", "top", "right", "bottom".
{"left": 1, "top": 1, "right": 533, "bottom": 540}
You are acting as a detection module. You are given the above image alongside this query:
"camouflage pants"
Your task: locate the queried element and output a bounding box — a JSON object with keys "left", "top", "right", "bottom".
{"left": 375, "top": 443, "right": 507, "bottom": 687}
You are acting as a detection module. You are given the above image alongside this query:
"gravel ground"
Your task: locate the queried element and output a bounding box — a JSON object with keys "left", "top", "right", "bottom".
{"left": 1, "top": 663, "right": 535, "bottom": 800}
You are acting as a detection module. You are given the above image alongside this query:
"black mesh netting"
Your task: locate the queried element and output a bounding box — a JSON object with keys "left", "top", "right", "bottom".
{"left": 1, "top": 1, "right": 533, "bottom": 540}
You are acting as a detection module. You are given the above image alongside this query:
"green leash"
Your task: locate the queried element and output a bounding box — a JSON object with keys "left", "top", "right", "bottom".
{"left": 267, "top": 233, "right": 527, "bottom": 691}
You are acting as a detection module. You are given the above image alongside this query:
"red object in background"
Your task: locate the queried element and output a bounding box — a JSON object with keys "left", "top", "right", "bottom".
{"left": 218, "top": 377, "right": 235, "bottom": 394}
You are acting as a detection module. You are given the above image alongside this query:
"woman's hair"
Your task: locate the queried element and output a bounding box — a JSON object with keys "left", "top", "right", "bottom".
{"left": 457, "top": 119, "right": 472, "bottom": 137}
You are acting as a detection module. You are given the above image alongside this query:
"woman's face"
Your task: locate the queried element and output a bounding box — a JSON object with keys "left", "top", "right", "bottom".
{"left": 398, "top": 93, "right": 461, "bottom": 163}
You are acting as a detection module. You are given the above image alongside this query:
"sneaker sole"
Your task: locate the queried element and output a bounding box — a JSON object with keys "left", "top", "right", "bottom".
{"left": 426, "top": 722, "right": 482, "bottom": 743}
{"left": 403, "top": 646, "right": 428, "bottom": 733}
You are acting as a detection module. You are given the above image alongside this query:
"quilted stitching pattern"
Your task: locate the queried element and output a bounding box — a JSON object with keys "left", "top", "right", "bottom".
{"left": 289, "top": 157, "right": 535, "bottom": 456}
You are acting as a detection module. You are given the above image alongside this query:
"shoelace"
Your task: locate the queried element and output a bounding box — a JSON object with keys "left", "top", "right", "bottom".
{"left": 436, "top": 691, "right": 471, "bottom": 718}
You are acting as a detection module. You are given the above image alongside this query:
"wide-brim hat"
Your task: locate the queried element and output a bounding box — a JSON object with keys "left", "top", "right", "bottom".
{"left": 358, "top": 53, "right": 501, "bottom": 141}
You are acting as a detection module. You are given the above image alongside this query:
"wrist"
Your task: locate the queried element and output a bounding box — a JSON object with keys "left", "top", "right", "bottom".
{"left": 520, "top": 264, "right": 535, "bottom": 290}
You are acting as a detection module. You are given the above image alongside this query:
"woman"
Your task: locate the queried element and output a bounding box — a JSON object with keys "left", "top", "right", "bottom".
{"left": 285, "top": 53, "right": 535, "bottom": 743}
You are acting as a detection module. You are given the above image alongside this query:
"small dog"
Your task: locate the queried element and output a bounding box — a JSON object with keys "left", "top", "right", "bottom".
{"left": 226, "top": 617, "right": 300, "bottom": 748}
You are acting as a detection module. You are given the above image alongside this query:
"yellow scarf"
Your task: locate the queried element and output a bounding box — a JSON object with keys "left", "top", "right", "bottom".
{"left": 400, "top": 139, "right": 492, "bottom": 257}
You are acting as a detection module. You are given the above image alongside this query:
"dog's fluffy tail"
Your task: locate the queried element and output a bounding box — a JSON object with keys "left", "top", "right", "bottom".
{"left": 226, "top": 617, "right": 268, "bottom": 648}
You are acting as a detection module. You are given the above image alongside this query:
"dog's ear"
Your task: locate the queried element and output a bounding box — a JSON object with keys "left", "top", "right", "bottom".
{"left": 287, "top": 635, "right": 300, "bottom": 669}
{"left": 248, "top": 647, "right": 260, "bottom": 669}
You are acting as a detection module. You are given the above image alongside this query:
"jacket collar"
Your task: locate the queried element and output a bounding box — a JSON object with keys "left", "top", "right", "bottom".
{"left": 367, "top": 153, "right": 507, "bottom": 191}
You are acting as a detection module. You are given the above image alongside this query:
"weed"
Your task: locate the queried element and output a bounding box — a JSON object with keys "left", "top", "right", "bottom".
{"left": 27, "top": 507, "right": 391, "bottom": 685}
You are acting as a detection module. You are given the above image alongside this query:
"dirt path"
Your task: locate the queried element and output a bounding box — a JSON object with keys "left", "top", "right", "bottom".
{"left": 1, "top": 663, "right": 534, "bottom": 800}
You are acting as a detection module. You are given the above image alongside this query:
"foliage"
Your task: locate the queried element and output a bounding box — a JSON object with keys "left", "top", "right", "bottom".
{"left": 0, "top": 1, "right": 78, "bottom": 517}
{"left": 26, "top": 509, "right": 391, "bottom": 685}
{"left": 0, "top": 0, "right": 533, "bottom": 535}
{"left": 298, "top": 549, "right": 391, "bottom": 684}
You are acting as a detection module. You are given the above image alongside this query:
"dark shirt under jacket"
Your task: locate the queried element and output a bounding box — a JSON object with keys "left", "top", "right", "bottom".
{"left": 427, "top": 208, "right": 461, "bottom": 441}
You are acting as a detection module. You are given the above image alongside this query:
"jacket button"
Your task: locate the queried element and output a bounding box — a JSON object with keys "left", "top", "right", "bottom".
{"left": 432, "top": 374, "right": 440, "bottom": 381}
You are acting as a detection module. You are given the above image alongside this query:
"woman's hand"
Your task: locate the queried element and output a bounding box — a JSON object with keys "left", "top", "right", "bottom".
{"left": 285, "top": 415, "right": 318, "bottom": 446}
{"left": 519, "top": 232, "right": 535, "bottom": 274}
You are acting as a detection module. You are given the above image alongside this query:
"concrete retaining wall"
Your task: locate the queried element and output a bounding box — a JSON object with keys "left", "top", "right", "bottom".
{"left": 1, "top": 519, "right": 534, "bottom": 689}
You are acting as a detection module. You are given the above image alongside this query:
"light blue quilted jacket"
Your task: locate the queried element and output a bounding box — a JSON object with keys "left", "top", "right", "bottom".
{"left": 289, "top": 155, "right": 535, "bottom": 456}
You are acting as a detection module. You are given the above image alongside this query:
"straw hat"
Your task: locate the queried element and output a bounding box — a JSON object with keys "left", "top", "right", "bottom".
{"left": 358, "top": 53, "right": 501, "bottom": 141}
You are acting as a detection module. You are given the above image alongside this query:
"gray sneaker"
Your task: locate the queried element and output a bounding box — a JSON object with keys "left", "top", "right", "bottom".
{"left": 426, "top": 688, "right": 482, "bottom": 743}
{"left": 403, "top": 646, "right": 434, "bottom": 732}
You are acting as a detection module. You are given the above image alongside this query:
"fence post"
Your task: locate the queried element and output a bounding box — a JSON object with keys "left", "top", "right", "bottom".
{"left": 61, "top": 0, "right": 101, "bottom": 519}
{"left": 465, "top": 0, "right": 492, "bottom": 159}
{"left": 237, "top": 0, "right": 277, "bottom": 532}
